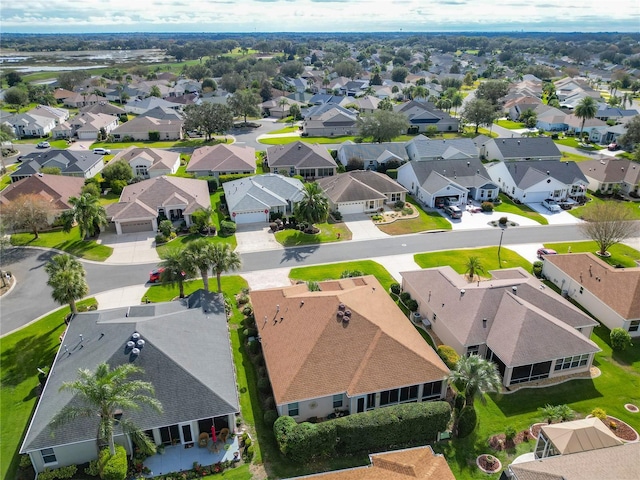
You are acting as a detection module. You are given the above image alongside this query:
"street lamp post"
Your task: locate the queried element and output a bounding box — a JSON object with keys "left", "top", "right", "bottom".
{"left": 497, "top": 228, "right": 505, "bottom": 268}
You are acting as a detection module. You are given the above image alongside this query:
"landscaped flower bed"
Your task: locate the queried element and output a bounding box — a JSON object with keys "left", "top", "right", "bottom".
{"left": 476, "top": 454, "right": 502, "bottom": 473}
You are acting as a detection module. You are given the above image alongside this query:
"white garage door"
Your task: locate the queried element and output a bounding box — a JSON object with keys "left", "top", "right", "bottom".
{"left": 233, "top": 211, "right": 268, "bottom": 224}
{"left": 523, "top": 191, "right": 549, "bottom": 203}
{"left": 337, "top": 202, "right": 364, "bottom": 214}
{"left": 77, "top": 131, "right": 98, "bottom": 140}
{"left": 120, "top": 220, "right": 153, "bottom": 233}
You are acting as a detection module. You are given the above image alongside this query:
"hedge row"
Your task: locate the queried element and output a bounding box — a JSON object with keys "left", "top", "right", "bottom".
{"left": 274, "top": 401, "right": 451, "bottom": 462}
{"left": 218, "top": 173, "right": 255, "bottom": 184}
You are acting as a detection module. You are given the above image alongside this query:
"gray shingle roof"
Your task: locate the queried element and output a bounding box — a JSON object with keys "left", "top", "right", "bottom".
{"left": 318, "top": 170, "right": 407, "bottom": 203}
{"left": 488, "top": 137, "right": 561, "bottom": 159}
{"left": 407, "top": 135, "right": 478, "bottom": 160}
{"left": 267, "top": 141, "right": 337, "bottom": 169}
{"left": 223, "top": 173, "right": 304, "bottom": 213}
{"left": 502, "top": 160, "right": 588, "bottom": 189}
{"left": 338, "top": 141, "right": 409, "bottom": 163}
{"left": 21, "top": 292, "right": 238, "bottom": 453}
{"left": 11, "top": 150, "right": 103, "bottom": 179}
{"left": 401, "top": 158, "right": 496, "bottom": 190}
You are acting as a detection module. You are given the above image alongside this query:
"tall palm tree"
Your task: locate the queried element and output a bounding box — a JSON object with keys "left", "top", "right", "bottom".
{"left": 413, "top": 85, "right": 427, "bottom": 101}
{"left": 61, "top": 193, "right": 108, "bottom": 240}
{"left": 158, "top": 246, "right": 193, "bottom": 298}
{"left": 574, "top": 96, "right": 597, "bottom": 141}
{"left": 45, "top": 254, "right": 89, "bottom": 314}
{"left": 50, "top": 363, "right": 162, "bottom": 456}
{"left": 448, "top": 355, "right": 502, "bottom": 408}
{"left": 210, "top": 243, "right": 242, "bottom": 293}
{"left": 184, "top": 238, "right": 214, "bottom": 292}
{"left": 293, "top": 182, "right": 329, "bottom": 226}
{"left": 465, "top": 256, "right": 485, "bottom": 282}
{"left": 450, "top": 92, "right": 464, "bottom": 115}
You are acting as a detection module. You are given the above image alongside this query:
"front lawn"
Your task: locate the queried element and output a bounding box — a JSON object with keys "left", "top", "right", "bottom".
{"left": 493, "top": 194, "right": 548, "bottom": 225}
{"left": 274, "top": 221, "right": 352, "bottom": 246}
{"left": 97, "top": 192, "right": 120, "bottom": 206}
{"left": 495, "top": 119, "right": 524, "bottom": 129}
{"left": 258, "top": 135, "right": 358, "bottom": 145}
{"left": 11, "top": 227, "right": 113, "bottom": 262}
{"left": 0, "top": 164, "right": 18, "bottom": 191}
{"left": 0, "top": 299, "right": 96, "bottom": 480}
{"left": 266, "top": 126, "right": 299, "bottom": 134}
{"left": 560, "top": 151, "right": 591, "bottom": 162}
{"left": 553, "top": 137, "right": 605, "bottom": 150}
{"left": 91, "top": 138, "right": 230, "bottom": 150}
{"left": 569, "top": 193, "right": 640, "bottom": 221}
{"left": 289, "top": 260, "right": 396, "bottom": 291}
{"left": 377, "top": 197, "right": 451, "bottom": 235}
{"left": 414, "top": 246, "right": 532, "bottom": 273}
{"left": 543, "top": 240, "right": 640, "bottom": 268}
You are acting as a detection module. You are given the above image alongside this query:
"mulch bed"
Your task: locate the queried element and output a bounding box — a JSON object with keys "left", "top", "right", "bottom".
{"left": 604, "top": 416, "right": 639, "bottom": 442}
{"left": 489, "top": 429, "right": 532, "bottom": 451}
{"left": 476, "top": 454, "right": 502, "bottom": 473}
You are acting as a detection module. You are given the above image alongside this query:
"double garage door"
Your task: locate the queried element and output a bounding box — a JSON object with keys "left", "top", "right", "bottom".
{"left": 233, "top": 211, "right": 269, "bottom": 224}
{"left": 120, "top": 220, "right": 153, "bottom": 233}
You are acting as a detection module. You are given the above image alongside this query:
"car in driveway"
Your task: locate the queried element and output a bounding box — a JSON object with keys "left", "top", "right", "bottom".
{"left": 542, "top": 198, "right": 561, "bottom": 212}
{"left": 443, "top": 205, "right": 462, "bottom": 219}
{"left": 537, "top": 248, "right": 557, "bottom": 258}
{"left": 36, "top": 141, "right": 50, "bottom": 148}
{"left": 149, "top": 268, "right": 165, "bottom": 283}
{"left": 608, "top": 142, "right": 620, "bottom": 151}
{"left": 93, "top": 147, "right": 111, "bottom": 155}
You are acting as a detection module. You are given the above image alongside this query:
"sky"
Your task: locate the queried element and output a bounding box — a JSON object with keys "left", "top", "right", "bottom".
{"left": 1, "top": 0, "right": 639, "bottom": 34}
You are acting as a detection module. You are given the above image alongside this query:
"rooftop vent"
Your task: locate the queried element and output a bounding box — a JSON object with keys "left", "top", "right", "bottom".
{"left": 338, "top": 303, "right": 346, "bottom": 311}
{"left": 131, "top": 348, "right": 140, "bottom": 356}
{"left": 127, "top": 341, "right": 135, "bottom": 348}
{"left": 337, "top": 310, "right": 344, "bottom": 319}
{"left": 512, "top": 286, "right": 518, "bottom": 294}
{"left": 136, "top": 339, "right": 145, "bottom": 348}
{"left": 132, "top": 332, "right": 141, "bottom": 340}
{"left": 460, "top": 289, "right": 465, "bottom": 296}
{"left": 344, "top": 310, "right": 352, "bottom": 317}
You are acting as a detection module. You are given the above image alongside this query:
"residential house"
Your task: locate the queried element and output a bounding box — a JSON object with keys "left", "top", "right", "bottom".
{"left": 397, "top": 158, "right": 499, "bottom": 208}
{"left": 284, "top": 446, "right": 455, "bottom": 480}
{"left": 284, "top": 76, "right": 308, "bottom": 93}
{"left": 123, "top": 97, "right": 182, "bottom": 115}
{"left": 486, "top": 159, "right": 588, "bottom": 204}
{"left": 20, "top": 292, "right": 239, "bottom": 473}
{"left": 11, "top": 150, "right": 104, "bottom": 182}
{"left": 564, "top": 113, "right": 607, "bottom": 135}
{"left": 26, "top": 105, "right": 70, "bottom": 125}
{"left": 140, "top": 106, "right": 184, "bottom": 121}
{"left": 266, "top": 141, "right": 337, "bottom": 179}
{"left": 250, "top": 276, "right": 450, "bottom": 422}
{"left": 394, "top": 101, "right": 459, "bottom": 134}
{"left": 259, "top": 96, "right": 305, "bottom": 119}
{"left": 110, "top": 116, "right": 183, "bottom": 142}
{"left": 405, "top": 135, "right": 478, "bottom": 162}
{"left": 542, "top": 253, "right": 640, "bottom": 337}
{"left": 223, "top": 173, "right": 304, "bottom": 224}
{"left": 104, "top": 85, "right": 145, "bottom": 103}
{"left": 52, "top": 112, "right": 119, "bottom": 140}
{"left": 594, "top": 105, "right": 638, "bottom": 123}
{"left": 536, "top": 107, "right": 569, "bottom": 132}
{"left": 349, "top": 96, "right": 381, "bottom": 114}
{"left": 337, "top": 141, "right": 408, "bottom": 170}
{"left": 53, "top": 88, "right": 76, "bottom": 102}
{"left": 187, "top": 144, "right": 256, "bottom": 178}
{"left": 481, "top": 137, "right": 562, "bottom": 162}
{"left": 340, "top": 80, "right": 369, "bottom": 97}
{"left": 110, "top": 146, "right": 181, "bottom": 178}
{"left": 302, "top": 104, "right": 358, "bottom": 137}
{"left": 589, "top": 123, "right": 628, "bottom": 146}
{"left": 105, "top": 176, "right": 209, "bottom": 234}
{"left": 578, "top": 157, "right": 640, "bottom": 196}
{"left": 3, "top": 112, "right": 56, "bottom": 138}
{"left": 62, "top": 93, "right": 102, "bottom": 108}
{"left": 401, "top": 267, "right": 600, "bottom": 387}
{"left": 317, "top": 170, "right": 407, "bottom": 214}
{"left": 0, "top": 174, "right": 84, "bottom": 225}
{"left": 80, "top": 101, "right": 126, "bottom": 116}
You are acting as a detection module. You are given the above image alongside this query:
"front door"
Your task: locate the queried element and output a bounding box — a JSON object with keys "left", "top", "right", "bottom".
{"left": 356, "top": 397, "right": 365, "bottom": 413}
{"left": 180, "top": 422, "right": 194, "bottom": 446}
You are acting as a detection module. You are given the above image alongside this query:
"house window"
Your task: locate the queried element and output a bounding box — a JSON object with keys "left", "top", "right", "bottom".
{"left": 332, "top": 394, "right": 343, "bottom": 408}
{"left": 288, "top": 402, "right": 299, "bottom": 416}
{"left": 554, "top": 354, "right": 590, "bottom": 371}
{"left": 480, "top": 190, "right": 485, "bottom": 198}
{"left": 629, "top": 321, "right": 640, "bottom": 333}
{"left": 400, "top": 385, "right": 419, "bottom": 402}
{"left": 135, "top": 166, "right": 148, "bottom": 177}
{"left": 390, "top": 193, "right": 401, "bottom": 202}
{"left": 466, "top": 345, "right": 480, "bottom": 356}
{"left": 422, "top": 381, "right": 442, "bottom": 400}
{"left": 41, "top": 448, "right": 57, "bottom": 465}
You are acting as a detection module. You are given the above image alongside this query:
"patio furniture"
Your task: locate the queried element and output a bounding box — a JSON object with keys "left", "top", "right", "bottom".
{"left": 198, "top": 432, "right": 209, "bottom": 448}
{"left": 219, "top": 428, "right": 230, "bottom": 444}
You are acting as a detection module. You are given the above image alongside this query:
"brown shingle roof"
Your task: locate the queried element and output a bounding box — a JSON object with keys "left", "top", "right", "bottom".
{"left": 251, "top": 276, "right": 449, "bottom": 405}
{"left": 187, "top": 144, "right": 256, "bottom": 173}
{"left": 318, "top": 170, "right": 407, "bottom": 203}
{"left": 0, "top": 174, "right": 84, "bottom": 210}
{"left": 111, "top": 146, "right": 179, "bottom": 172}
{"left": 544, "top": 253, "right": 640, "bottom": 320}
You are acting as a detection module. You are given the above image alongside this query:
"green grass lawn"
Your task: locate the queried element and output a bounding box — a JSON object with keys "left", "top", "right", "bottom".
{"left": 560, "top": 151, "right": 591, "bottom": 162}
{"left": 202, "top": 463, "right": 250, "bottom": 479}
{"left": 289, "top": 260, "right": 396, "bottom": 291}
{"left": 414, "top": 246, "right": 532, "bottom": 273}
{"left": 543, "top": 240, "right": 640, "bottom": 268}
{"left": 274, "top": 221, "right": 352, "bottom": 246}
{"left": 11, "top": 227, "right": 113, "bottom": 262}
{"left": 0, "top": 164, "right": 18, "bottom": 191}
{"left": 97, "top": 192, "right": 120, "bottom": 206}
{"left": 170, "top": 164, "right": 196, "bottom": 178}
{"left": 495, "top": 119, "right": 525, "bottom": 129}
{"left": 259, "top": 135, "right": 358, "bottom": 145}
{"left": 553, "top": 137, "right": 605, "bottom": 150}
{"left": 0, "top": 299, "right": 96, "bottom": 480}
{"left": 266, "top": 126, "right": 299, "bottom": 135}
{"left": 494, "top": 194, "right": 548, "bottom": 225}
{"left": 91, "top": 138, "right": 230, "bottom": 150}
{"left": 377, "top": 197, "right": 451, "bottom": 235}
{"left": 569, "top": 194, "right": 640, "bottom": 221}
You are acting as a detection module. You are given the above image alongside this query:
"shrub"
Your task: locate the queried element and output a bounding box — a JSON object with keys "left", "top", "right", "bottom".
{"left": 400, "top": 291, "right": 411, "bottom": 303}
{"left": 394, "top": 200, "right": 406, "bottom": 209}
{"left": 243, "top": 445, "right": 254, "bottom": 461}
{"left": 248, "top": 340, "right": 260, "bottom": 354}
{"left": 610, "top": 327, "right": 632, "bottom": 351}
{"left": 110, "top": 179, "right": 128, "bottom": 195}
{"left": 243, "top": 327, "right": 258, "bottom": 338}
{"left": 263, "top": 396, "right": 275, "bottom": 410}
{"left": 148, "top": 131, "right": 160, "bottom": 141}
{"left": 205, "top": 177, "right": 219, "bottom": 193}
{"left": 437, "top": 345, "right": 460, "bottom": 369}
{"left": 189, "top": 224, "right": 200, "bottom": 234}
{"left": 481, "top": 201, "right": 494, "bottom": 212}
{"left": 505, "top": 425, "right": 517, "bottom": 441}
{"left": 85, "top": 459, "right": 100, "bottom": 477}
{"left": 257, "top": 377, "right": 271, "bottom": 393}
{"left": 37, "top": 465, "right": 77, "bottom": 480}
{"left": 405, "top": 299, "right": 419, "bottom": 312}
{"left": 456, "top": 406, "right": 477, "bottom": 438}
{"left": 591, "top": 408, "right": 607, "bottom": 420}
{"left": 158, "top": 219, "right": 173, "bottom": 237}
{"left": 220, "top": 220, "right": 236, "bottom": 235}
{"left": 19, "top": 455, "right": 32, "bottom": 469}
{"left": 100, "top": 445, "right": 127, "bottom": 480}
{"left": 386, "top": 168, "right": 398, "bottom": 179}
{"left": 274, "top": 415, "right": 297, "bottom": 453}
{"left": 258, "top": 366, "right": 267, "bottom": 378}
{"left": 453, "top": 394, "right": 465, "bottom": 414}
{"left": 236, "top": 294, "right": 250, "bottom": 306}
{"left": 218, "top": 173, "right": 254, "bottom": 184}
{"left": 242, "top": 305, "right": 253, "bottom": 316}
{"left": 331, "top": 210, "right": 342, "bottom": 221}
{"left": 264, "top": 409, "right": 279, "bottom": 427}
{"left": 532, "top": 260, "right": 544, "bottom": 278}
{"left": 498, "top": 216, "right": 508, "bottom": 225}
{"left": 402, "top": 206, "right": 413, "bottom": 215}
{"left": 155, "top": 233, "right": 167, "bottom": 244}
{"left": 340, "top": 270, "right": 364, "bottom": 278}
{"left": 390, "top": 283, "right": 401, "bottom": 295}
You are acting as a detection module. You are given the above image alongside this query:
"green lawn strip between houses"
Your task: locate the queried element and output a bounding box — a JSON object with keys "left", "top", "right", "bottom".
{"left": 0, "top": 299, "right": 97, "bottom": 480}
{"left": 493, "top": 194, "right": 549, "bottom": 225}
{"left": 542, "top": 240, "right": 640, "bottom": 268}
{"left": 568, "top": 193, "right": 640, "bottom": 221}
{"left": 289, "top": 260, "right": 397, "bottom": 291}
{"left": 11, "top": 226, "right": 113, "bottom": 262}
{"left": 494, "top": 119, "right": 525, "bottom": 129}
{"left": 274, "top": 221, "right": 352, "bottom": 246}
{"left": 414, "top": 246, "right": 532, "bottom": 273}
{"left": 377, "top": 197, "right": 452, "bottom": 235}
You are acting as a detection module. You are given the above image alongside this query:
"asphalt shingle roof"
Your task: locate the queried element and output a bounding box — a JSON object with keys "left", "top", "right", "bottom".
{"left": 267, "top": 141, "right": 337, "bottom": 169}
{"left": 11, "top": 150, "right": 103, "bottom": 179}
{"left": 501, "top": 160, "right": 587, "bottom": 189}
{"left": 318, "top": 170, "right": 407, "bottom": 203}
{"left": 488, "top": 137, "right": 561, "bottom": 159}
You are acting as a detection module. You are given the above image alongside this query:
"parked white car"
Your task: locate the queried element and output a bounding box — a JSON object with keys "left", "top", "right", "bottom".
{"left": 542, "top": 198, "right": 561, "bottom": 212}
{"left": 93, "top": 148, "right": 111, "bottom": 155}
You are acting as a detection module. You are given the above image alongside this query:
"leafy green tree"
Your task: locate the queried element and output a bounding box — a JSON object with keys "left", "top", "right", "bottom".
{"left": 448, "top": 354, "right": 502, "bottom": 407}
{"left": 358, "top": 110, "right": 409, "bottom": 143}
{"left": 465, "top": 256, "right": 485, "bottom": 282}
{"left": 618, "top": 114, "right": 640, "bottom": 150}
{"left": 185, "top": 64, "right": 212, "bottom": 82}
{"left": 44, "top": 254, "right": 89, "bottom": 314}
{"left": 158, "top": 246, "right": 193, "bottom": 298}
{"left": 50, "top": 363, "right": 162, "bottom": 456}
{"left": 377, "top": 97, "right": 393, "bottom": 111}
{"left": 210, "top": 243, "right": 242, "bottom": 293}
{"left": 2, "top": 193, "right": 53, "bottom": 239}
{"left": 57, "top": 70, "right": 90, "bottom": 91}
{"left": 202, "top": 78, "right": 217, "bottom": 92}
{"left": 289, "top": 103, "right": 301, "bottom": 122}
{"left": 280, "top": 61, "right": 305, "bottom": 78}
{"left": 183, "top": 103, "right": 233, "bottom": 141}
{"left": 4, "top": 87, "right": 29, "bottom": 113}
{"left": 60, "top": 193, "right": 108, "bottom": 240}
{"left": 461, "top": 98, "right": 496, "bottom": 134}
{"left": 149, "top": 85, "right": 161, "bottom": 98}
{"left": 610, "top": 327, "right": 633, "bottom": 351}
{"left": 228, "top": 88, "right": 261, "bottom": 124}
{"left": 334, "top": 60, "right": 359, "bottom": 79}
{"left": 101, "top": 160, "right": 134, "bottom": 189}
{"left": 294, "top": 182, "right": 329, "bottom": 225}
{"left": 184, "top": 238, "right": 214, "bottom": 292}
{"left": 391, "top": 67, "right": 409, "bottom": 83}
{"left": 475, "top": 80, "right": 509, "bottom": 105}
{"left": 574, "top": 96, "right": 597, "bottom": 141}
{"left": 4, "top": 71, "right": 22, "bottom": 87}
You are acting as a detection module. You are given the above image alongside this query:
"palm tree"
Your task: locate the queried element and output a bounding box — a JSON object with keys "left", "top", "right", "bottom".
{"left": 158, "top": 247, "right": 193, "bottom": 298}
{"left": 184, "top": 238, "right": 214, "bottom": 292}
{"left": 50, "top": 363, "right": 162, "bottom": 456}
{"left": 61, "top": 193, "right": 108, "bottom": 240}
{"left": 609, "top": 80, "right": 621, "bottom": 98}
{"left": 45, "top": 254, "right": 89, "bottom": 314}
{"left": 293, "top": 182, "right": 329, "bottom": 226}
{"left": 465, "top": 256, "right": 485, "bottom": 282}
{"left": 448, "top": 355, "right": 502, "bottom": 408}
{"left": 413, "top": 85, "right": 427, "bottom": 101}
{"left": 450, "top": 92, "right": 464, "bottom": 115}
{"left": 574, "top": 96, "right": 597, "bottom": 142}
{"left": 210, "top": 243, "right": 242, "bottom": 293}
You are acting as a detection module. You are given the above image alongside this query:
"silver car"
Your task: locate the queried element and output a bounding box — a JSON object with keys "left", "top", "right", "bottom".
{"left": 542, "top": 198, "right": 561, "bottom": 212}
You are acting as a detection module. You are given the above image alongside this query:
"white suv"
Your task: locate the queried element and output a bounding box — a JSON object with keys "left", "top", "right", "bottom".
{"left": 93, "top": 148, "right": 111, "bottom": 155}
{"left": 542, "top": 198, "right": 561, "bottom": 212}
